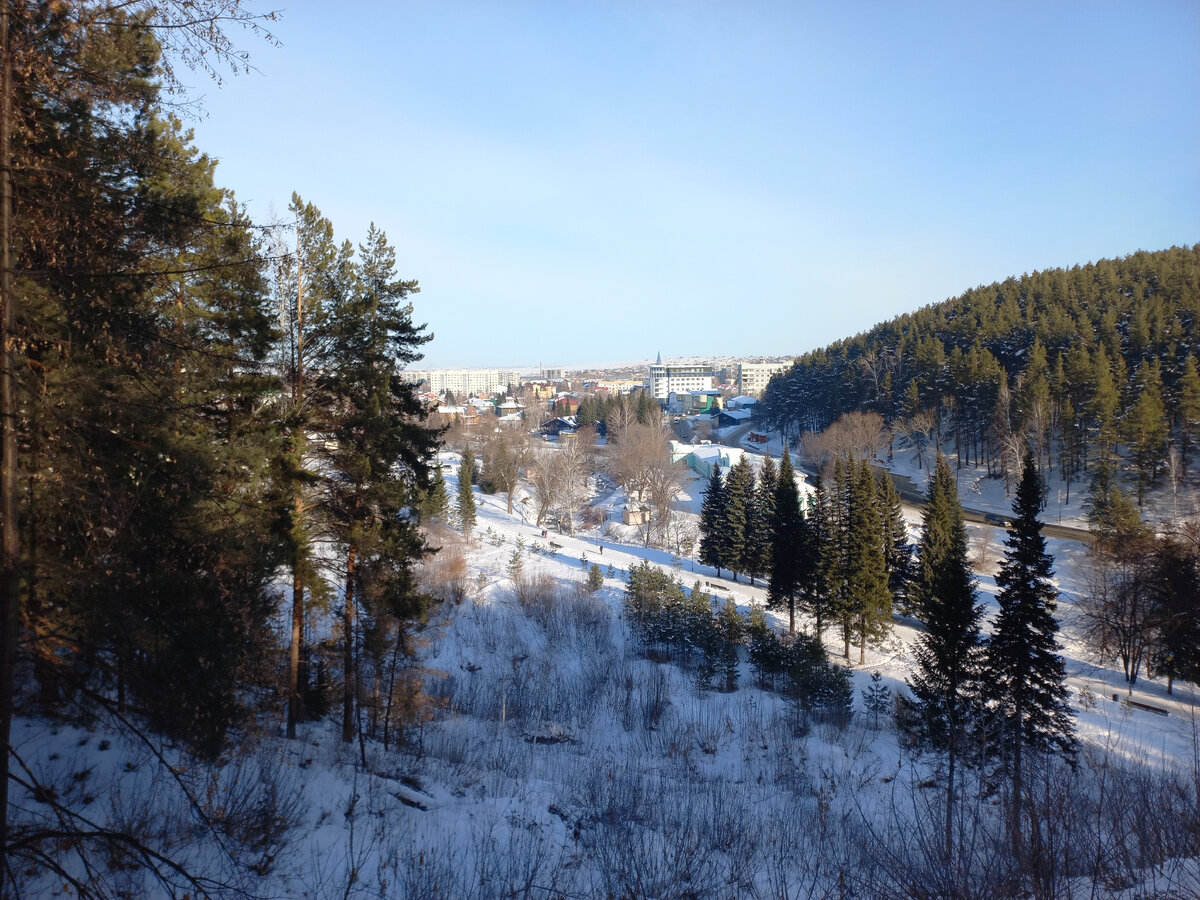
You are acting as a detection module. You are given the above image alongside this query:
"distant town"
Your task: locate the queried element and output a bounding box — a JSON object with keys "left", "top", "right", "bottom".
{"left": 401, "top": 355, "right": 796, "bottom": 432}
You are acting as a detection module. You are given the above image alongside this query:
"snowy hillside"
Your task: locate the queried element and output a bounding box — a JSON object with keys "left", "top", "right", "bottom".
{"left": 14, "top": 449, "right": 1200, "bottom": 898}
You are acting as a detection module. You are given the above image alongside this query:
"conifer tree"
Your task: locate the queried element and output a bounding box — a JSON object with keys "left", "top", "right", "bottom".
{"left": 1123, "top": 359, "right": 1167, "bottom": 505}
{"left": 846, "top": 460, "right": 891, "bottom": 664}
{"left": 322, "top": 221, "right": 438, "bottom": 744}
{"left": 984, "top": 450, "right": 1075, "bottom": 857}
{"left": 878, "top": 470, "right": 912, "bottom": 613}
{"left": 755, "top": 455, "right": 778, "bottom": 575}
{"left": 718, "top": 597, "right": 743, "bottom": 691}
{"left": 723, "top": 455, "right": 754, "bottom": 581}
{"left": 1179, "top": 354, "right": 1200, "bottom": 476}
{"left": 457, "top": 446, "right": 477, "bottom": 537}
{"left": 908, "top": 454, "right": 983, "bottom": 858}
{"left": 421, "top": 467, "right": 449, "bottom": 521}
{"left": 768, "top": 447, "right": 804, "bottom": 633}
{"left": 699, "top": 465, "right": 727, "bottom": 578}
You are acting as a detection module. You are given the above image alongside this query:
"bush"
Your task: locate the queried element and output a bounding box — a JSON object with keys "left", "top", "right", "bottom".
{"left": 586, "top": 563, "right": 604, "bottom": 593}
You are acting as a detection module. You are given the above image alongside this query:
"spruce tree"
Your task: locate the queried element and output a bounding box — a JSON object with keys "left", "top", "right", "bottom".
{"left": 457, "top": 446, "right": 477, "bottom": 537}
{"left": 908, "top": 454, "right": 983, "bottom": 858}
{"left": 718, "top": 597, "right": 743, "bottom": 691}
{"left": 755, "top": 455, "right": 778, "bottom": 576}
{"left": 984, "top": 450, "right": 1075, "bottom": 857}
{"left": 698, "top": 465, "right": 727, "bottom": 578}
{"left": 878, "top": 470, "right": 912, "bottom": 613}
{"left": 722, "top": 455, "right": 754, "bottom": 581}
{"left": 1123, "top": 360, "right": 1167, "bottom": 505}
{"left": 846, "top": 459, "right": 891, "bottom": 664}
{"left": 421, "top": 467, "right": 449, "bottom": 521}
{"left": 1179, "top": 354, "right": 1200, "bottom": 476}
{"left": 768, "top": 447, "right": 804, "bottom": 633}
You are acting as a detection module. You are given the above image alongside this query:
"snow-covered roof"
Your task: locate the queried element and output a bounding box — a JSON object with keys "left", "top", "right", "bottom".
{"left": 720, "top": 408, "right": 753, "bottom": 421}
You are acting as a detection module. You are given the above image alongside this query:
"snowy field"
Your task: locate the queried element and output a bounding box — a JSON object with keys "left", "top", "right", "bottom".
{"left": 13, "top": 445, "right": 1200, "bottom": 898}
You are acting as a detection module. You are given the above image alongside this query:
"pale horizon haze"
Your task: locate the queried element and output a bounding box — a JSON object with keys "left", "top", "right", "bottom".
{"left": 184, "top": 1, "right": 1200, "bottom": 370}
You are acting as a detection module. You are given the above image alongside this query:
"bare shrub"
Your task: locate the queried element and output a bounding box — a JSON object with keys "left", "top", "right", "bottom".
{"left": 201, "top": 749, "right": 304, "bottom": 875}
{"left": 419, "top": 537, "right": 473, "bottom": 606}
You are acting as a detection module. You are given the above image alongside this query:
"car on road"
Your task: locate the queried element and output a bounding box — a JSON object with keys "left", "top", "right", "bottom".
{"left": 983, "top": 513, "right": 1012, "bottom": 528}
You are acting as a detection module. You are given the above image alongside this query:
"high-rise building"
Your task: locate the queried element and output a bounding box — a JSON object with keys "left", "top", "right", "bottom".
{"left": 399, "top": 368, "right": 522, "bottom": 396}
{"left": 648, "top": 353, "right": 716, "bottom": 402}
{"left": 737, "top": 359, "right": 795, "bottom": 397}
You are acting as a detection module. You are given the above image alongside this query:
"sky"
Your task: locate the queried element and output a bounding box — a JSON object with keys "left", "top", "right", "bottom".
{"left": 184, "top": 1, "right": 1200, "bottom": 370}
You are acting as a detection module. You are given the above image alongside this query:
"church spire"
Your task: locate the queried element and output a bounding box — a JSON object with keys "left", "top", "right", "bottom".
{"left": 656, "top": 350, "right": 662, "bottom": 365}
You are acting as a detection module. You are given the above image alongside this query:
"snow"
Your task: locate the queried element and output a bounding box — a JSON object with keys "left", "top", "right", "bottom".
{"left": 14, "top": 436, "right": 1200, "bottom": 897}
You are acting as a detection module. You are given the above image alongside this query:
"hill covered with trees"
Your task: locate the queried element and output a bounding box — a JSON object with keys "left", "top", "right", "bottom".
{"left": 761, "top": 246, "right": 1200, "bottom": 501}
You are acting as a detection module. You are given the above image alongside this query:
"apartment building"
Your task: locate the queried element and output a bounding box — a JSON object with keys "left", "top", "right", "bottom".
{"left": 400, "top": 368, "right": 522, "bottom": 396}
{"left": 737, "top": 359, "right": 795, "bottom": 397}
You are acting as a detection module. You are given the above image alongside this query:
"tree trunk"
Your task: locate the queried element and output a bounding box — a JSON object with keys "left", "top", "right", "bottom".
{"left": 945, "top": 745, "right": 956, "bottom": 860}
{"left": 287, "top": 574, "right": 303, "bottom": 739}
{"left": 0, "top": 5, "right": 16, "bottom": 872}
{"left": 342, "top": 545, "right": 356, "bottom": 743}
{"left": 1011, "top": 724, "right": 1024, "bottom": 860}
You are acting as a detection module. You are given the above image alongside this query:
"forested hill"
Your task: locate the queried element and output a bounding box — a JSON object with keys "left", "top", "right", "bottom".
{"left": 761, "top": 245, "right": 1200, "bottom": 497}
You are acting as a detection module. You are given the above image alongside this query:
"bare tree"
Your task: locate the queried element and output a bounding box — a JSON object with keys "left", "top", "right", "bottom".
{"left": 481, "top": 428, "right": 533, "bottom": 515}
{"left": 1077, "top": 536, "right": 1157, "bottom": 689}
{"left": 897, "top": 411, "right": 937, "bottom": 471}
{"left": 644, "top": 458, "right": 684, "bottom": 548}
{"left": 802, "top": 410, "right": 889, "bottom": 474}
{"left": 607, "top": 423, "right": 667, "bottom": 505}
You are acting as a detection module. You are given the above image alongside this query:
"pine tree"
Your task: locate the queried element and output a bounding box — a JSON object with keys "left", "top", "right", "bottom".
{"left": 863, "top": 671, "right": 892, "bottom": 730}
{"left": 1179, "top": 354, "right": 1200, "bottom": 476}
{"left": 908, "top": 454, "right": 983, "bottom": 858}
{"left": 846, "top": 459, "right": 891, "bottom": 664}
{"left": 698, "top": 465, "right": 727, "bottom": 578}
{"left": 768, "top": 447, "right": 804, "bottom": 633}
{"left": 322, "top": 221, "right": 437, "bottom": 744}
{"left": 878, "top": 470, "right": 912, "bottom": 613}
{"left": 722, "top": 455, "right": 754, "bottom": 581}
{"left": 421, "top": 467, "right": 449, "bottom": 521}
{"left": 1123, "top": 359, "right": 1168, "bottom": 505}
{"left": 755, "top": 455, "right": 778, "bottom": 576}
{"left": 718, "top": 597, "right": 743, "bottom": 691}
{"left": 984, "top": 450, "right": 1075, "bottom": 857}
{"left": 457, "top": 446, "right": 477, "bottom": 537}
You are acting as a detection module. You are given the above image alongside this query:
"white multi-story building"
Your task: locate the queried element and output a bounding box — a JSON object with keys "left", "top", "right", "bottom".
{"left": 737, "top": 359, "right": 795, "bottom": 397}
{"left": 400, "top": 368, "right": 521, "bottom": 396}
{"left": 648, "top": 354, "right": 716, "bottom": 402}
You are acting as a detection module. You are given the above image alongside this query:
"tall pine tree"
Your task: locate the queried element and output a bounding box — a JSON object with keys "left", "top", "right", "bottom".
{"left": 908, "top": 454, "right": 983, "bottom": 858}
{"left": 699, "top": 464, "right": 727, "bottom": 578}
{"left": 768, "top": 446, "right": 805, "bottom": 633}
{"left": 457, "top": 445, "right": 477, "bottom": 537}
{"left": 984, "top": 450, "right": 1075, "bottom": 857}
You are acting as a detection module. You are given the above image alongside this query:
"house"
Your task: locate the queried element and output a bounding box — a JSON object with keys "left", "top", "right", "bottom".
{"left": 725, "top": 395, "right": 758, "bottom": 411}
{"left": 717, "top": 408, "right": 753, "bottom": 428}
{"left": 496, "top": 399, "right": 524, "bottom": 419}
{"left": 622, "top": 505, "right": 651, "bottom": 526}
{"left": 540, "top": 416, "right": 577, "bottom": 437}
{"left": 669, "top": 441, "right": 747, "bottom": 478}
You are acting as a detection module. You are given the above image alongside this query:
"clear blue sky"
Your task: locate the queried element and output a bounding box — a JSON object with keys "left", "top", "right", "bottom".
{"left": 186, "top": 1, "right": 1200, "bottom": 370}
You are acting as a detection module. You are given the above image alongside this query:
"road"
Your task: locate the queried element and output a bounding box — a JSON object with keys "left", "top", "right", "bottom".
{"left": 880, "top": 468, "right": 1094, "bottom": 544}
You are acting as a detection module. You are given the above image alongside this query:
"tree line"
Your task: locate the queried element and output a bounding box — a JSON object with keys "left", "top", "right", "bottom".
{"left": 696, "top": 445, "right": 1078, "bottom": 863}
{"left": 1, "top": 3, "right": 441, "bottom": 887}
{"left": 698, "top": 447, "right": 909, "bottom": 660}
{"left": 760, "top": 246, "right": 1200, "bottom": 503}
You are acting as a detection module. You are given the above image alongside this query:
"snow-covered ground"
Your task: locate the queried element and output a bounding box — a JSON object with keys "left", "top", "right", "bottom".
{"left": 13, "top": 443, "right": 1200, "bottom": 898}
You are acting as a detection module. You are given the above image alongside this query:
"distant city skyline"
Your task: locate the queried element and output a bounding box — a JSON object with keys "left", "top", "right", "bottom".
{"left": 188, "top": 1, "right": 1200, "bottom": 368}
